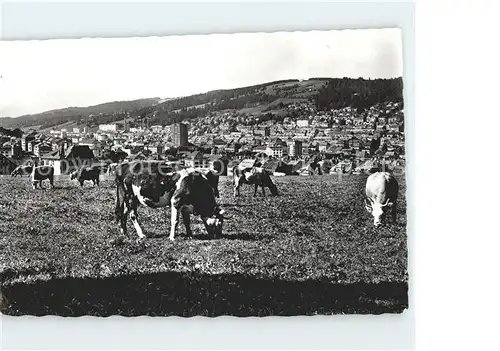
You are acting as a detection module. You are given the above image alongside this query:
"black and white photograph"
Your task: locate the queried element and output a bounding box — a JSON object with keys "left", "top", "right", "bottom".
{"left": 0, "top": 28, "right": 407, "bottom": 317}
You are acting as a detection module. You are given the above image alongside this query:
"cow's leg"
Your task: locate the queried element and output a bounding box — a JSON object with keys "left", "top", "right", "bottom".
{"left": 130, "top": 198, "right": 145, "bottom": 239}
{"left": 79, "top": 180, "right": 84, "bottom": 187}
{"left": 115, "top": 185, "right": 129, "bottom": 236}
{"left": 169, "top": 205, "right": 180, "bottom": 241}
{"left": 234, "top": 177, "right": 244, "bottom": 197}
{"left": 261, "top": 185, "right": 266, "bottom": 197}
{"left": 96, "top": 177, "right": 100, "bottom": 186}
{"left": 233, "top": 181, "right": 239, "bottom": 197}
{"left": 115, "top": 182, "right": 132, "bottom": 235}
{"left": 391, "top": 201, "right": 397, "bottom": 224}
{"left": 49, "top": 177, "right": 54, "bottom": 189}
{"left": 120, "top": 203, "right": 131, "bottom": 236}
{"left": 181, "top": 207, "right": 193, "bottom": 238}
{"left": 254, "top": 184, "right": 259, "bottom": 197}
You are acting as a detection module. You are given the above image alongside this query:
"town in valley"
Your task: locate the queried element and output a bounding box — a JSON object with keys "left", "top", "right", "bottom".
{"left": 0, "top": 78, "right": 405, "bottom": 177}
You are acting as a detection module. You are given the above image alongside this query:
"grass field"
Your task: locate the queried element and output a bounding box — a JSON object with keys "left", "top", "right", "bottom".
{"left": 0, "top": 174, "right": 408, "bottom": 316}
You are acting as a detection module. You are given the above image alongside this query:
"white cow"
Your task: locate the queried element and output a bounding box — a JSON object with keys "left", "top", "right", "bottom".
{"left": 364, "top": 172, "right": 399, "bottom": 227}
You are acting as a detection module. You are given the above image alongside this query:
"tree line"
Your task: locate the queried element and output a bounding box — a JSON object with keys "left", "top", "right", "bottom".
{"left": 1, "top": 78, "right": 404, "bottom": 131}
{"left": 315, "top": 77, "right": 404, "bottom": 111}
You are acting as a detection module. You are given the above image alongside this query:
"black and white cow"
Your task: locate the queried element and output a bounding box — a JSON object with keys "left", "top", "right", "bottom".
{"left": 233, "top": 166, "right": 278, "bottom": 197}
{"left": 31, "top": 165, "right": 55, "bottom": 189}
{"left": 11, "top": 165, "right": 33, "bottom": 177}
{"left": 70, "top": 166, "right": 100, "bottom": 187}
{"left": 115, "top": 161, "right": 228, "bottom": 241}
{"left": 192, "top": 167, "right": 220, "bottom": 198}
{"left": 365, "top": 171, "right": 399, "bottom": 227}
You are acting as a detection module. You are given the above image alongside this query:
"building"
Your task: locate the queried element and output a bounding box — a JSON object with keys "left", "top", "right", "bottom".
{"left": 318, "top": 142, "right": 329, "bottom": 152}
{"left": 297, "top": 119, "right": 309, "bottom": 128}
{"left": 41, "top": 145, "right": 95, "bottom": 175}
{"left": 21, "top": 132, "right": 36, "bottom": 151}
{"left": 172, "top": 123, "right": 188, "bottom": 147}
{"left": 146, "top": 144, "right": 163, "bottom": 155}
{"left": 0, "top": 142, "right": 12, "bottom": 157}
{"left": 265, "top": 143, "right": 284, "bottom": 158}
{"left": 99, "top": 124, "right": 118, "bottom": 132}
{"left": 33, "top": 142, "right": 52, "bottom": 157}
{"left": 253, "top": 127, "right": 271, "bottom": 137}
{"left": 11, "top": 143, "right": 22, "bottom": 158}
{"left": 96, "top": 133, "right": 109, "bottom": 142}
{"left": 287, "top": 140, "right": 303, "bottom": 158}
{"left": 183, "top": 151, "right": 207, "bottom": 168}
{"left": 27, "top": 140, "right": 37, "bottom": 153}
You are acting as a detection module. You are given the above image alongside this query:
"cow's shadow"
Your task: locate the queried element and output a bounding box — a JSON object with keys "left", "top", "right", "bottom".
{"left": 210, "top": 232, "right": 258, "bottom": 241}
{"left": 220, "top": 203, "right": 254, "bottom": 208}
{"left": 145, "top": 232, "right": 168, "bottom": 239}
{"left": 137, "top": 232, "right": 259, "bottom": 242}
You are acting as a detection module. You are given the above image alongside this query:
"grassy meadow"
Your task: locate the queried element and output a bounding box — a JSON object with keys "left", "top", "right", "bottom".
{"left": 0, "top": 173, "right": 408, "bottom": 316}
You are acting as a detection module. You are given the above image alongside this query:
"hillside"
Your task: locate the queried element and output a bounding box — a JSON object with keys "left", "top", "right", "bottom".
{"left": 0, "top": 98, "right": 162, "bottom": 130}
{"left": 0, "top": 77, "right": 403, "bottom": 131}
{"left": 146, "top": 78, "right": 403, "bottom": 126}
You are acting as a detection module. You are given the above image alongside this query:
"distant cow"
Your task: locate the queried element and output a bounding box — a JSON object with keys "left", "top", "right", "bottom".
{"left": 115, "top": 161, "right": 228, "bottom": 241}
{"left": 70, "top": 166, "right": 100, "bottom": 187}
{"left": 233, "top": 166, "right": 278, "bottom": 197}
{"left": 365, "top": 171, "right": 399, "bottom": 227}
{"left": 11, "top": 165, "right": 33, "bottom": 177}
{"left": 31, "top": 165, "right": 55, "bottom": 189}
{"left": 107, "top": 163, "right": 118, "bottom": 176}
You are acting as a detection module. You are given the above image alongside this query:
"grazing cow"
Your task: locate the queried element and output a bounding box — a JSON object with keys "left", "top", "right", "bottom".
{"left": 31, "top": 165, "right": 55, "bottom": 189}
{"left": 70, "top": 166, "right": 100, "bottom": 187}
{"left": 233, "top": 166, "right": 278, "bottom": 197}
{"left": 11, "top": 165, "right": 33, "bottom": 177}
{"left": 365, "top": 171, "right": 399, "bottom": 227}
{"left": 191, "top": 168, "right": 220, "bottom": 198}
{"left": 115, "top": 161, "right": 228, "bottom": 241}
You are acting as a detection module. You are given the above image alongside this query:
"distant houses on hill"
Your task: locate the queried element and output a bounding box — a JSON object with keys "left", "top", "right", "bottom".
{"left": 0, "top": 100, "right": 404, "bottom": 176}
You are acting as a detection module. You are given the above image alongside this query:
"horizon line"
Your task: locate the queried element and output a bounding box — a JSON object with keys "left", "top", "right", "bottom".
{"left": 1, "top": 75, "right": 403, "bottom": 119}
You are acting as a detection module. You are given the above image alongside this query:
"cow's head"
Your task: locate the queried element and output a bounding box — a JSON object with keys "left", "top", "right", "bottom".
{"left": 70, "top": 171, "right": 79, "bottom": 180}
{"left": 365, "top": 198, "right": 393, "bottom": 227}
{"left": 203, "top": 206, "right": 230, "bottom": 238}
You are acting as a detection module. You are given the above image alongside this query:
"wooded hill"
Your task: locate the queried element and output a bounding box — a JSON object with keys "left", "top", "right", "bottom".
{"left": 0, "top": 77, "right": 403, "bottom": 131}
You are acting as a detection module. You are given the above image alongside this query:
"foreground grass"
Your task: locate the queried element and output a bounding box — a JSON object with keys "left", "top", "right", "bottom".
{"left": 0, "top": 174, "right": 408, "bottom": 316}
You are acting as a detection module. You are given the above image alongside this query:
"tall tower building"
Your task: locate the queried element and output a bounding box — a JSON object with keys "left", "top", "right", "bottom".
{"left": 172, "top": 123, "right": 188, "bottom": 147}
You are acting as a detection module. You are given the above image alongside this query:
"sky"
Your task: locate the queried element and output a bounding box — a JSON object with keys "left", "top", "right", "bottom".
{"left": 0, "top": 28, "right": 403, "bottom": 118}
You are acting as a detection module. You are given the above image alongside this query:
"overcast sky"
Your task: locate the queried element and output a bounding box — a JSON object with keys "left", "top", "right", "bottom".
{"left": 0, "top": 28, "right": 403, "bottom": 118}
